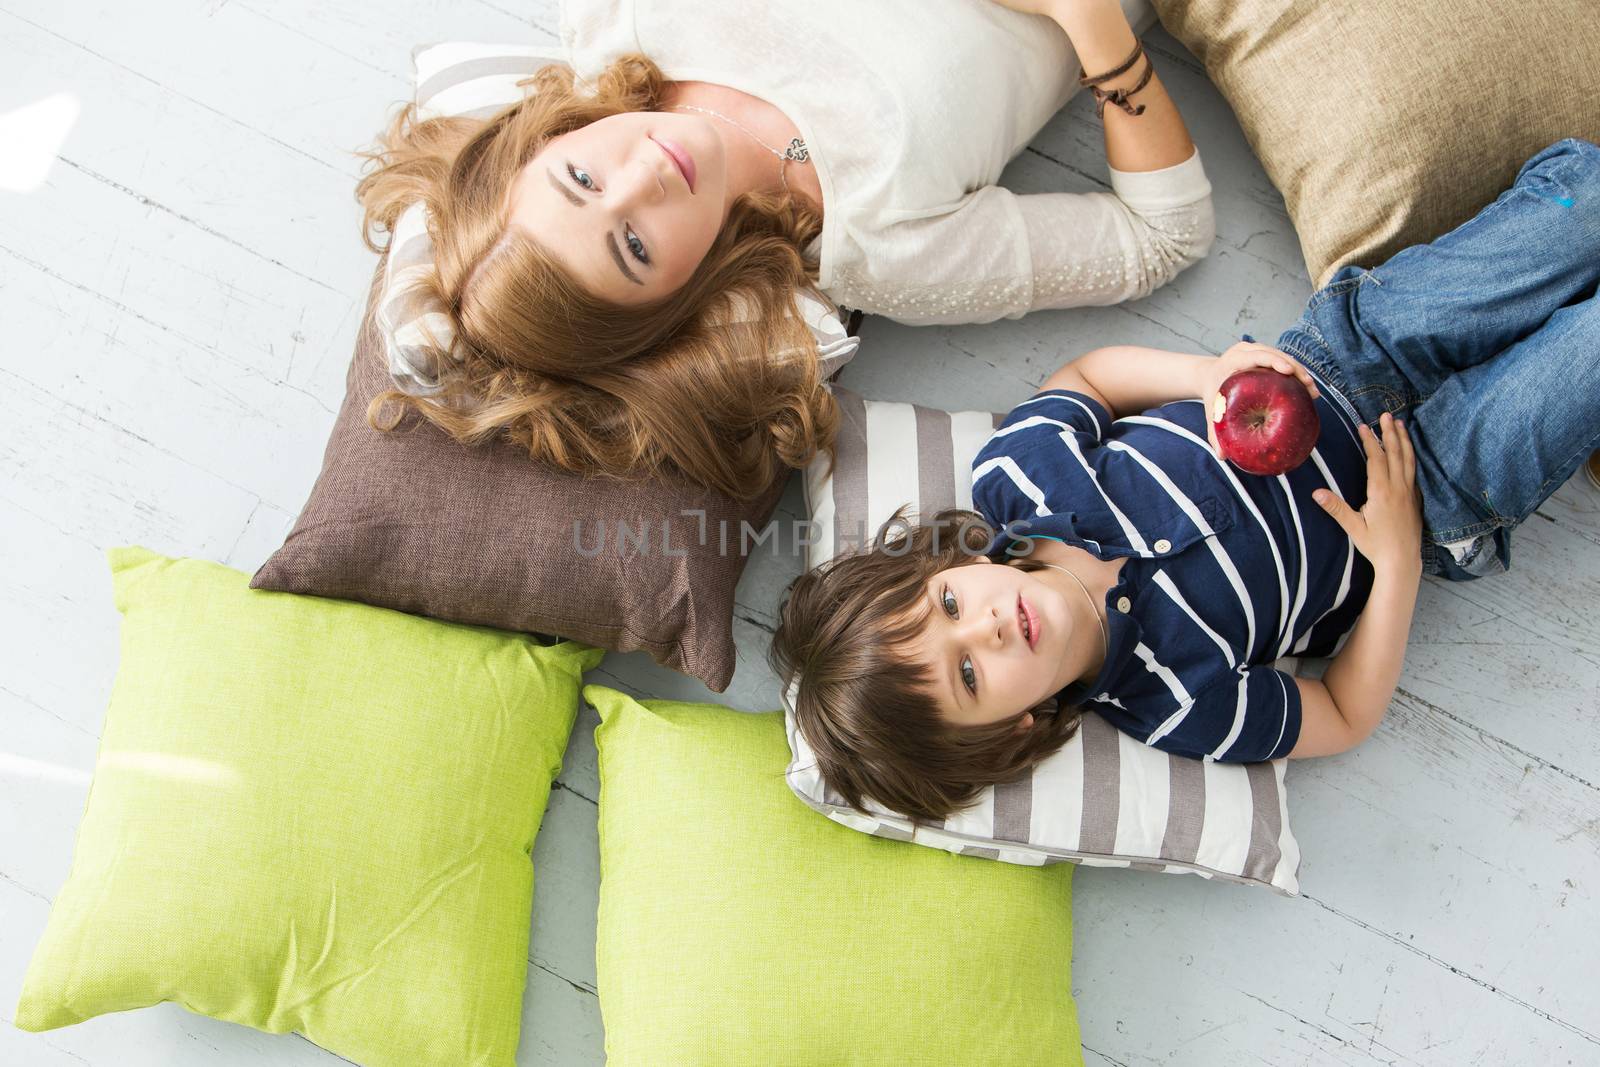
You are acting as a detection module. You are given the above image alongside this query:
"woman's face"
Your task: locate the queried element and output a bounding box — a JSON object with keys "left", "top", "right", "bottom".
{"left": 506, "top": 110, "right": 729, "bottom": 304}
{"left": 905, "top": 558, "right": 1085, "bottom": 729}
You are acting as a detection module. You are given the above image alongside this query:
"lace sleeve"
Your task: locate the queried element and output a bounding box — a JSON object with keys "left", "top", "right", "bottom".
{"left": 1020, "top": 147, "right": 1216, "bottom": 310}
{"left": 822, "top": 148, "right": 1215, "bottom": 326}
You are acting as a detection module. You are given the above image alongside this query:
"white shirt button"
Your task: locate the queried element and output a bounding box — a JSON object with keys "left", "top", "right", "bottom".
{"left": 1154, "top": 539, "right": 1172, "bottom": 554}
{"left": 1116, "top": 596, "right": 1132, "bottom": 614}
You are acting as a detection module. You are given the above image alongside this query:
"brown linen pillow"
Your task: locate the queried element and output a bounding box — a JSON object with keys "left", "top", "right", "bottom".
{"left": 251, "top": 263, "right": 788, "bottom": 692}
{"left": 1153, "top": 0, "right": 1600, "bottom": 286}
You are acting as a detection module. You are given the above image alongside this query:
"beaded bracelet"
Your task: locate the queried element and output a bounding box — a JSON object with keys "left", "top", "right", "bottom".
{"left": 1078, "top": 41, "right": 1155, "bottom": 119}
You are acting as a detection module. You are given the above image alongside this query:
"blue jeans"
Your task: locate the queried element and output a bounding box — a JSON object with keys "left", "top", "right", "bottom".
{"left": 1276, "top": 137, "right": 1600, "bottom": 581}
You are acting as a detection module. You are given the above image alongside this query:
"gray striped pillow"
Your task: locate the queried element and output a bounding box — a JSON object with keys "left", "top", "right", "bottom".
{"left": 375, "top": 42, "right": 860, "bottom": 396}
{"left": 789, "top": 386, "right": 1305, "bottom": 894}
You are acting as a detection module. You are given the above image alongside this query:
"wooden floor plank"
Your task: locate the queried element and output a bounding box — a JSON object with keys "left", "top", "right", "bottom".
{"left": 2, "top": 9, "right": 373, "bottom": 290}
{"left": 1, "top": 157, "right": 364, "bottom": 400}
{"left": 4, "top": 256, "right": 340, "bottom": 515}
{"left": 1070, "top": 860, "right": 1600, "bottom": 1066}
{"left": 529, "top": 776, "right": 601, "bottom": 996}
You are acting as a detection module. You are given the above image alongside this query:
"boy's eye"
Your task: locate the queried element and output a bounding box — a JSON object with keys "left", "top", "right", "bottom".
{"left": 940, "top": 588, "right": 976, "bottom": 696}
{"left": 567, "top": 163, "right": 597, "bottom": 190}
{"left": 624, "top": 225, "right": 649, "bottom": 265}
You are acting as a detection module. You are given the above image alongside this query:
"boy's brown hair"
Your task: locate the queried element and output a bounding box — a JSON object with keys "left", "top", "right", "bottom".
{"left": 768, "top": 506, "right": 1084, "bottom": 823}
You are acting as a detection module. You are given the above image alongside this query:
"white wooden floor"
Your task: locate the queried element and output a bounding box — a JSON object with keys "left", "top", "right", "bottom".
{"left": 4, "top": 4, "right": 1598, "bottom": 1065}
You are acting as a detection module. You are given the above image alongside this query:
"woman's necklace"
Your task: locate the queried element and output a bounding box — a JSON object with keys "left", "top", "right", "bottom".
{"left": 1034, "top": 562, "right": 1110, "bottom": 664}
{"left": 666, "top": 103, "right": 811, "bottom": 194}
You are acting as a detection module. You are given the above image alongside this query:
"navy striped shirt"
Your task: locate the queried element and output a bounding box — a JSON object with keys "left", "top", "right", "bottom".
{"left": 970, "top": 384, "right": 1374, "bottom": 762}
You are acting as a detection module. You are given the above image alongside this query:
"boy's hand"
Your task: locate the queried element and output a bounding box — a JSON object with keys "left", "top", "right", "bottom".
{"left": 1196, "top": 341, "right": 1322, "bottom": 458}
{"left": 1313, "top": 412, "right": 1424, "bottom": 579}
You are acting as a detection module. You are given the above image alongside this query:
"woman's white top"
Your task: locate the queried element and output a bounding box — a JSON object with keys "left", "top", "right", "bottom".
{"left": 560, "top": 0, "right": 1215, "bottom": 326}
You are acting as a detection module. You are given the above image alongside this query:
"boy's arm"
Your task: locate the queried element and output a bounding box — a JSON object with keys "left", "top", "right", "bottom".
{"left": 1043, "top": 341, "right": 1319, "bottom": 427}
{"left": 1290, "top": 570, "right": 1421, "bottom": 756}
{"left": 1291, "top": 414, "right": 1425, "bottom": 757}
{"left": 1041, "top": 345, "right": 1211, "bottom": 420}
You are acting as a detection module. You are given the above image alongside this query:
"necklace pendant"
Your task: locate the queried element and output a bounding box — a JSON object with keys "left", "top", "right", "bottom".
{"left": 783, "top": 137, "right": 810, "bottom": 164}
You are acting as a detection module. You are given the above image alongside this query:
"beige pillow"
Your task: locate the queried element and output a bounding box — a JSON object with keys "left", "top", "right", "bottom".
{"left": 1153, "top": 0, "right": 1600, "bottom": 285}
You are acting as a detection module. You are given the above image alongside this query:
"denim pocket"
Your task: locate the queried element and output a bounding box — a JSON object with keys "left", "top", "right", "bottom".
{"left": 1347, "top": 382, "right": 1412, "bottom": 416}
{"left": 1305, "top": 268, "right": 1379, "bottom": 314}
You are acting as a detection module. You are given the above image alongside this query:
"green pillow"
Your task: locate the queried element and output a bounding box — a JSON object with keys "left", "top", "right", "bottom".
{"left": 587, "top": 685, "right": 1083, "bottom": 1066}
{"left": 15, "top": 548, "right": 604, "bottom": 1067}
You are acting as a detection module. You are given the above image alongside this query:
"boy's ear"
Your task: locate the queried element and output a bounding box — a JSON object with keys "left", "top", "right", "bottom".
{"left": 1014, "top": 712, "right": 1035, "bottom": 733}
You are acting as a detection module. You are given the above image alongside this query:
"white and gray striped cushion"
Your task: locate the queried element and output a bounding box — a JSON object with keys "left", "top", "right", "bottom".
{"left": 789, "top": 386, "right": 1306, "bottom": 895}
{"left": 375, "top": 42, "right": 860, "bottom": 396}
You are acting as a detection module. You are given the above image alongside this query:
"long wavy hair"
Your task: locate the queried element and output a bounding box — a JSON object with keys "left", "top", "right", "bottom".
{"left": 768, "top": 507, "right": 1084, "bottom": 823}
{"left": 355, "top": 53, "right": 838, "bottom": 499}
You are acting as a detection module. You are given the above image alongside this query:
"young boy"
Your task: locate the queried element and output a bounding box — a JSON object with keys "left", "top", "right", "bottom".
{"left": 769, "top": 137, "right": 1600, "bottom": 824}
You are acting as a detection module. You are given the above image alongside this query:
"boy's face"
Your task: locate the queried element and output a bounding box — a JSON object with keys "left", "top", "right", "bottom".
{"left": 904, "top": 557, "right": 1088, "bottom": 729}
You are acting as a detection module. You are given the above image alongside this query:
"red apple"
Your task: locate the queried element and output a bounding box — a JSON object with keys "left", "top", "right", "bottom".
{"left": 1211, "top": 368, "right": 1320, "bottom": 476}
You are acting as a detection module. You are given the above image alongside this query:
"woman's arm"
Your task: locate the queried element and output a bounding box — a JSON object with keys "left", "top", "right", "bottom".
{"left": 968, "top": 0, "right": 1214, "bottom": 316}
{"left": 1044, "top": 0, "right": 1196, "bottom": 173}
{"left": 1033, "top": 0, "right": 1214, "bottom": 302}
{"left": 832, "top": 177, "right": 1216, "bottom": 326}
{"left": 833, "top": 2, "right": 1211, "bottom": 325}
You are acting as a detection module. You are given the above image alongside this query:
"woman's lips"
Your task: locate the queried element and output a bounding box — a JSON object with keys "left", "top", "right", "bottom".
{"left": 654, "top": 135, "right": 696, "bottom": 193}
{"left": 1019, "top": 594, "right": 1041, "bottom": 652}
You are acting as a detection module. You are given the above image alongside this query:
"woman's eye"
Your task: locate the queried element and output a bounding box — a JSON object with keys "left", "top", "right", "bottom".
{"left": 567, "top": 163, "right": 596, "bottom": 190}
{"left": 941, "top": 588, "right": 958, "bottom": 618}
{"left": 624, "top": 226, "right": 649, "bottom": 265}
{"left": 960, "top": 656, "right": 976, "bottom": 695}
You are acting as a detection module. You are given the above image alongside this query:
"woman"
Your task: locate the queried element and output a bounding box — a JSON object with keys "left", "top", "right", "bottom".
{"left": 358, "top": 0, "right": 1212, "bottom": 499}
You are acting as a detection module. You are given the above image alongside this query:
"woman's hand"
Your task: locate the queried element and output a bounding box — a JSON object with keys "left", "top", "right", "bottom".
{"left": 987, "top": 0, "right": 1125, "bottom": 20}
{"left": 986, "top": 0, "right": 1069, "bottom": 18}
{"left": 986, "top": 1, "right": 1136, "bottom": 35}
{"left": 1196, "top": 340, "right": 1322, "bottom": 458}
{"left": 1313, "top": 412, "right": 1424, "bottom": 579}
